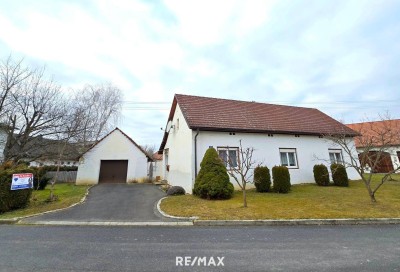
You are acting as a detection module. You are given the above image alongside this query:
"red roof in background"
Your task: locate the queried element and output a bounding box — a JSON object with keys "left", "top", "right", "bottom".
{"left": 346, "top": 120, "right": 400, "bottom": 147}
{"left": 152, "top": 152, "right": 163, "bottom": 160}
{"left": 159, "top": 94, "right": 358, "bottom": 151}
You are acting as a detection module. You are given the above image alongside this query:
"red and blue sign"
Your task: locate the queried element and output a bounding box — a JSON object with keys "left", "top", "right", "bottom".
{"left": 11, "top": 173, "right": 33, "bottom": 190}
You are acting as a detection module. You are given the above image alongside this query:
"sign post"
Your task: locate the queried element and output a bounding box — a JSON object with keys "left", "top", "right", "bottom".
{"left": 11, "top": 173, "right": 34, "bottom": 190}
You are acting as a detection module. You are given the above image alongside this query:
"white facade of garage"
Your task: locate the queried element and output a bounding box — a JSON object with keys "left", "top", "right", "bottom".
{"left": 76, "top": 128, "right": 150, "bottom": 185}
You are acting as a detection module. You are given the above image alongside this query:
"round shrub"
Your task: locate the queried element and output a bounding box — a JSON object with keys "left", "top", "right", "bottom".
{"left": 272, "top": 166, "right": 291, "bottom": 193}
{"left": 330, "top": 164, "right": 349, "bottom": 187}
{"left": 193, "top": 148, "right": 234, "bottom": 199}
{"left": 0, "top": 167, "right": 33, "bottom": 213}
{"left": 167, "top": 186, "right": 186, "bottom": 196}
{"left": 313, "top": 164, "right": 330, "bottom": 186}
{"left": 254, "top": 166, "right": 271, "bottom": 192}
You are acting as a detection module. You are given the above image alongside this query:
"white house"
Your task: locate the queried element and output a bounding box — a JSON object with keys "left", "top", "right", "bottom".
{"left": 76, "top": 128, "right": 152, "bottom": 185}
{"left": 158, "top": 94, "right": 359, "bottom": 193}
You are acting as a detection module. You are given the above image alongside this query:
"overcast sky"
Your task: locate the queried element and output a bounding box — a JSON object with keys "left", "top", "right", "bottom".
{"left": 0, "top": 0, "right": 399, "bottom": 147}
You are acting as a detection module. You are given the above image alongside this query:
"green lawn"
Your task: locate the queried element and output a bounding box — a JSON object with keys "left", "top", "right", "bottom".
{"left": 0, "top": 184, "right": 88, "bottom": 219}
{"left": 160, "top": 174, "right": 400, "bottom": 220}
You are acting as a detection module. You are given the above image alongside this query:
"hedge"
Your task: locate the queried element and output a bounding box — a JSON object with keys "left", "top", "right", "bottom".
{"left": 0, "top": 167, "right": 33, "bottom": 213}
{"left": 330, "top": 164, "right": 349, "bottom": 187}
{"left": 272, "top": 166, "right": 291, "bottom": 193}
{"left": 254, "top": 166, "right": 271, "bottom": 192}
{"left": 313, "top": 164, "right": 330, "bottom": 186}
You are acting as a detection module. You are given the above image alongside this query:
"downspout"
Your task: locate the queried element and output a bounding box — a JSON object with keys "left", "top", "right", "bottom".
{"left": 194, "top": 129, "right": 200, "bottom": 178}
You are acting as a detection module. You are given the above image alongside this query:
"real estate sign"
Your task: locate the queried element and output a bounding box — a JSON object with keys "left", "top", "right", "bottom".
{"left": 11, "top": 173, "right": 33, "bottom": 190}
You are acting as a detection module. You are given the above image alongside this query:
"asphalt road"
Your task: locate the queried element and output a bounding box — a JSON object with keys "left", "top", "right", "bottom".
{"left": 22, "top": 184, "right": 174, "bottom": 223}
{"left": 0, "top": 225, "right": 399, "bottom": 272}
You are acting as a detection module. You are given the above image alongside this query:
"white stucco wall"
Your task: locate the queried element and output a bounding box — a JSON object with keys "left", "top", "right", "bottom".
{"left": 163, "top": 104, "right": 193, "bottom": 193}
{"left": 76, "top": 130, "right": 148, "bottom": 185}
{"left": 195, "top": 132, "right": 359, "bottom": 189}
{"left": 165, "top": 126, "right": 360, "bottom": 192}
{"left": 153, "top": 160, "right": 164, "bottom": 180}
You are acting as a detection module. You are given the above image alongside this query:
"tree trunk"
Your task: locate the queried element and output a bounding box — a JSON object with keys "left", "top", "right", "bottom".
{"left": 369, "top": 192, "right": 377, "bottom": 203}
{"left": 242, "top": 187, "right": 247, "bottom": 208}
{"left": 50, "top": 162, "right": 61, "bottom": 201}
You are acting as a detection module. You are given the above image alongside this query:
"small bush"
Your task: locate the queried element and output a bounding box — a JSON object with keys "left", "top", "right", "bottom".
{"left": 313, "top": 164, "right": 330, "bottom": 186}
{"left": 272, "top": 166, "right": 291, "bottom": 193}
{"left": 254, "top": 166, "right": 271, "bottom": 192}
{"left": 330, "top": 164, "right": 349, "bottom": 187}
{"left": 193, "top": 148, "right": 234, "bottom": 199}
{"left": 30, "top": 167, "right": 51, "bottom": 190}
{"left": 0, "top": 167, "right": 33, "bottom": 213}
{"left": 33, "top": 178, "right": 50, "bottom": 190}
{"left": 167, "top": 186, "right": 186, "bottom": 196}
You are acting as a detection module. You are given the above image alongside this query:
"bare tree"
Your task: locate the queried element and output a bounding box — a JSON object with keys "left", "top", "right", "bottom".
{"left": 73, "top": 83, "right": 122, "bottom": 145}
{"left": 47, "top": 104, "right": 88, "bottom": 200}
{"left": 0, "top": 56, "right": 32, "bottom": 118}
{"left": 226, "top": 140, "right": 258, "bottom": 207}
{"left": 141, "top": 144, "right": 156, "bottom": 158}
{"left": 3, "top": 68, "right": 65, "bottom": 163}
{"left": 325, "top": 114, "right": 400, "bottom": 202}
{"left": 48, "top": 84, "right": 123, "bottom": 200}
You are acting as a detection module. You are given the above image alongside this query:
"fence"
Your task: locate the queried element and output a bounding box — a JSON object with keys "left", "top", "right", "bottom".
{"left": 45, "top": 171, "right": 77, "bottom": 183}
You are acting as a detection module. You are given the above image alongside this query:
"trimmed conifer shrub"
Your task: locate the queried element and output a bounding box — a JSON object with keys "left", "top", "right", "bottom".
{"left": 254, "top": 166, "right": 271, "bottom": 192}
{"left": 193, "top": 148, "right": 234, "bottom": 199}
{"left": 330, "top": 164, "right": 349, "bottom": 187}
{"left": 313, "top": 164, "right": 330, "bottom": 186}
{"left": 0, "top": 167, "right": 33, "bottom": 213}
{"left": 272, "top": 166, "right": 291, "bottom": 193}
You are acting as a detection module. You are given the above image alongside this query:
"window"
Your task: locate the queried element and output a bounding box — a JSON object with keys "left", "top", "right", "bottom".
{"left": 218, "top": 147, "right": 239, "bottom": 168}
{"left": 329, "top": 149, "right": 343, "bottom": 164}
{"left": 279, "top": 148, "right": 298, "bottom": 168}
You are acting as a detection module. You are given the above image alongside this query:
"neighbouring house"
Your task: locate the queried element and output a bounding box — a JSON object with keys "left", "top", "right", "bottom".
{"left": 158, "top": 94, "right": 360, "bottom": 193}
{"left": 151, "top": 152, "right": 164, "bottom": 182}
{"left": 0, "top": 123, "right": 80, "bottom": 166}
{"left": 76, "top": 128, "right": 152, "bottom": 185}
{"left": 346, "top": 120, "right": 400, "bottom": 173}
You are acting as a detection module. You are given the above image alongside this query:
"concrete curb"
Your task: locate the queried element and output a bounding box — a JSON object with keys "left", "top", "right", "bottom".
{"left": 194, "top": 218, "right": 400, "bottom": 226}
{"left": 156, "top": 197, "right": 198, "bottom": 220}
{"left": 19, "top": 220, "right": 194, "bottom": 227}
{"left": 7, "top": 185, "right": 94, "bottom": 224}
{"left": 0, "top": 218, "right": 20, "bottom": 225}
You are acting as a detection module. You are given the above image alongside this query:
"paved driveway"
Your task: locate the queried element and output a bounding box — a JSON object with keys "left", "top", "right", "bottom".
{"left": 22, "top": 184, "right": 177, "bottom": 223}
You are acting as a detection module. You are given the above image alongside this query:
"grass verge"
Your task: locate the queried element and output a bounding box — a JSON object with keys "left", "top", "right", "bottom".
{"left": 0, "top": 184, "right": 88, "bottom": 219}
{"left": 160, "top": 174, "right": 400, "bottom": 220}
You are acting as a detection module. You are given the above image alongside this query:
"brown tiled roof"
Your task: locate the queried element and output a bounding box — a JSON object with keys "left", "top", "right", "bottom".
{"left": 81, "top": 128, "right": 152, "bottom": 161}
{"left": 159, "top": 94, "right": 358, "bottom": 151}
{"left": 346, "top": 120, "right": 400, "bottom": 147}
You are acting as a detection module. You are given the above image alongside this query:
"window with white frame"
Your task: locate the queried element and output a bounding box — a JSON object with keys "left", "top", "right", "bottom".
{"left": 329, "top": 149, "right": 343, "bottom": 164}
{"left": 279, "top": 148, "right": 298, "bottom": 168}
{"left": 218, "top": 147, "right": 239, "bottom": 168}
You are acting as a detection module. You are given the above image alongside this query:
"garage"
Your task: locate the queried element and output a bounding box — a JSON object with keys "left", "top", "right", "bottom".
{"left": 75, "top": 128, "right": 152, "bottom": 185}
{"left": 99, "top": 160, "right": 128, "bottom": 183}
